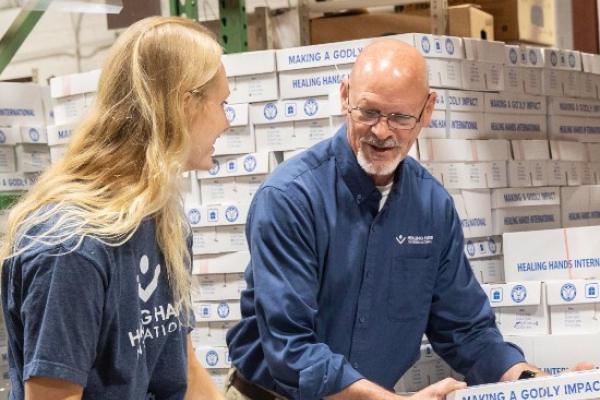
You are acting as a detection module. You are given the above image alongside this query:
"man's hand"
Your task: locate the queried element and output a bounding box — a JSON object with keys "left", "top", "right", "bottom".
{"left": 563, "top": 362, "right": 596, "bottom": 373}
{"left": 501, "top": 361, "right": 596, "bottom": 382}
{"left": 408, "top": 378, "right": 466, "bottom": 400}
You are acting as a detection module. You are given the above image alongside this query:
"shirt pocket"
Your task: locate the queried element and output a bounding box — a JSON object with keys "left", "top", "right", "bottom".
{"left": 387, "top": 257, "right": 435, "bottom": 322}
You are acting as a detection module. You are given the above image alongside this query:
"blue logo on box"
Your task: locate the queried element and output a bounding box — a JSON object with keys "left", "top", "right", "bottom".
{"left": 208, "top": 159, "right": 220, "bottom": 176}
{"left": 206, "top": 350, "right": 219, "bottom": 367}
{"left": 550, "top": 51, "right": 558, "bottom": 67}
{"left": 225, "top": 106, "right": 236, "bottom": 122}
{"left": 207, "top": 208, "right": 218, "bottom": 223}
{"left": 421, "top": 36, "right": 431, "bottom": 53}
{"left": 28, "top": 128, "right": 40, "bottom": 142}
{"left": 466, "top": 241, "right": 476, "bottom": 257}
{"left": 560, "top": 283, "right": 577, "bottom": 302}
{"left": 529, "top": 50, "right": 538, "bottom": 66}
{"left": 511, "top": 285, "right": 527, "bottom": 303}
{"left": 445, "top": 38, "right": 455, "bottom": 55}
{"left": 200, "top": 304, "right": 210, "bottom": 317}
{"left": 491, "top": 288, "right": 503, "bottom": 302}
{"left": 217, "top": 302, "right": 230, "bottom": 318}
{"left": 488, "top": 238, "right": 497, "bottom": 254}
{"left": 243, "top": 155, "right": 257, "bottom": 172}
{"left": 187, "top": 208, "right": 201, "bottom": 225}
{"left": 434, "top": 38, "right": 442, "bottom": 53}
{"left": 585, "top": 283, "right": 598, "bottom": 299}
{"left": 285, "top": 103, "right": 297, "bottom": 117}
{"left": 303, "top": 98, "right": 319, "bottom": 116}
{"left": 225, "top": 206, "right": 239, "bottom": 223}
{"left": 263, "top": 103, "right": 278, "bottom": 120}
{"left": 0, "top": 130, "right": 5, "bottom": 144}
{"left": 226, "top": 159, "right": 237, "bottom": 173}
{"left": 509, "top": 48, "right": 518, "bottom": 65}
{"left": 568, "top": 53, "right": 576, "bottom": 68}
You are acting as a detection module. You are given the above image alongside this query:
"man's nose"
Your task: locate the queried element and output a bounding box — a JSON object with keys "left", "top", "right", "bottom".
{"left": 370, "top": 117, "right": 394, "bottom": 140}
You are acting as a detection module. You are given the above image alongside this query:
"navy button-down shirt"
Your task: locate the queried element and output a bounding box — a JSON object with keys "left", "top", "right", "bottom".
{"left": 226, "top": 125, "right": 524, "bottom": 400}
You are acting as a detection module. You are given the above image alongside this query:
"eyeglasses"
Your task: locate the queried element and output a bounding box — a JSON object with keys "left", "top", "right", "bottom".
{"left": 347, "top": 90, "right": 431, "bottom": 131}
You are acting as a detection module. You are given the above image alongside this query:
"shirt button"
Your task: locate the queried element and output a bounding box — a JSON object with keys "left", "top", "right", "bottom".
{"left": 366, "top": 271, "right": 372, "bottom": 279}
{"left": 353, "top": 362, "right": 359, "bottom": 369}
{"left": 359, "top": 316, "right": 366, "bottom": 323}
{"left": 356, "top": 194, "right": 362, "bottom": 204}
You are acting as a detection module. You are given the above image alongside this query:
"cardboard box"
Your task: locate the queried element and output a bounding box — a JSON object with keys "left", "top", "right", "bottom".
{"left": 449, "top": 189, "right": 493, "bottom": 238}
{"left": 278, "top": 65, "right": 352, "bottom": 100}
{"left": 523, "top": 68, "right": 543, "bottom": 95}
{"left": 511, "top": 140, "right": 550, "bottom": 160}
{"left": 195, "top": 346, "right": 231, "bottom": 369}
{"left": 564, "top": 71, "right": 581, "bottom": 98}
{"left": 186, "top": 202, "right": 249, "bottom": 228}
{"left": 15, "top": 144, "right": 50, "bottom": 173}
{"left": 449, "top": 6, "right": 495, "bottom": 41}
{"left": 200, "top": 178, "right": 236, "bottom": 204}
{"left": 0, "top": 126, "right": 49, "bottom": 145}
{"left": 192, "top": 301, "right": 241, "bottom": 323}
{"left": 506, "top": 333, "right": 600, "bottom": 374}
{"left": 548, "top": 116, "right": 594, "bottom": 141}
{"left": 464, "top": 236, "right": 503, "bottom": 259}
{"left": 276, "top": 39, "right": 369, "bottom": 71}
{"left": 548, "top": 97, "right": 600, "bottom": 117}
{"left": 482, "top": 281, "right": 549, "bottom": 335}
{"left": 0, "top": 83, "right": 48, "bottom": 125}
{"left": 491, "top": 187, "right": 560, "bottom": 209}
{"left": 214, "top": 104, "right": 254, "bottom": 156}
{"left": 446, "top": 370, "right": 600, "bottom": 400}
{"left": 460, "top": 61, "right": 486, "bottom": 91}
{"left": 447, "top": 111, "right": 483, "bottom": 139}
{"left": 439, "top": 162, "right": 507, "bottom": 189}
{"left": 503, "top": 66, "right": 526, "bottom": 94}
{"left": 561, "top": 186, "right": 600, "bottom": 227}
{"left": 192, "top": 251, "right": 249, "bottom": 275}
{"left": 192, "top": 227, "right": 219, "bottom": 255}
{"left": 503, "top": 225, "right": 600, "bottom": 282}
{"left": 52, "top": 92, "right": 96, "bottom": 125}
{"left": 492, "top": 205, "right": 561, "bottom": 235}
{"left": 541, "top": 69, "right": 566, "bottom": 97}
{"left": 470, "top": 258, "right": 505, "bottom": 284}
{"left": 47, "top": 122, "right": 76, "bottom": 147}
{"left": 463, "top": 0, "right": 555, "bottom": 46}
{"left": 446, "top": 90, "right": 483, "bottom": 112}
{"left": 197, "top": 152, "right": 274, "bottom": 179}
{"left": 418, "top": 139, "right": 510, "bottom": 162}
{"left": 294, "top": 118, "right": 334, "bottom": 148}
{"left": 579, "top": 73, "right": 598, "bottom": 99}
{"left": 484, "top": 93, "right": 546, "bottom": 115}
{"left": 546, "top": 160, "right": 569, "bottom": 186}
{"left": 227, "top": 73, "right": 278, "bottom": 104}
{"left": 0, "top": 147, "right": 15, "bottom": 173}
{"left": 588, "top": 144, "right": 600, "bottom": 162}
{"left": 463, "top": 38, "right": 503, "bottom": 63}
{"left": 0, "top": 173, "right": 34, "bottom": 191}
{"left": 49, "top": 145, "right": 68, "bottom": 164}
{"left": 507, "top": 160, "right": 533, "bottom": 187}
{"left": 483, "top": 113, "right": 546, "bottom": 139}
{"left": 49, "top": 69, "right": 101, "bottom": 99}
{"left": 250, "top": 97, "right": 331, "bottom": 124}
{"left": 551, "top": 141, "right": 589, "bottom": 162}
{"left": 192, "top": 321, "right": 236, "bottom": 348}
{"left": 192, "top": 273, "right": 246, "bottom": 301}
{"left": 542, "top": 48, "right": 582, "bottom": 71}
{"left": 437, "top": 60, "right": 463, "bottom": 89}
{"left": 398, "top": 33, "right": 465, "bottom": 60}
{"left": 233, "top": 175, "right": 266, "bottom": 202}
{"left": 546, "top": 279, "right": 600, "bottom": 334}
{"left": 420, "top": 110, "right": 447, "bottom": 139}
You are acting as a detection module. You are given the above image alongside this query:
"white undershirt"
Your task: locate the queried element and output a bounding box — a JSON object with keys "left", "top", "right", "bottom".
{"left": 376, "top": 181, "right": 394, "bottom": 211}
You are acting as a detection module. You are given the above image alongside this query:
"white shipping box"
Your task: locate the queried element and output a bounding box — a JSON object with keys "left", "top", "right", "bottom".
{"left": 548, "top": 97, "right": 600, "bottom": 117}
{"left": 511, "top": 140, "right": 550, "bottom": 161}
{"left": 460, "top": 61, "right": 486, "bottom": 91}
{"left": 214, "top": 104, "right": 254, "bottom": 156}
{"left": 49, "top": 69, "right": 100, "bottom": 98}
{"left": 561, "top": 186, "right": 600, "bottom": 227}
{"left": 15, "top": 144, "right": 50, "bottom": 173}
{"left": 278, "top": 65, "right": 352, "bottom": 100}
{"left": 0, "top": 82, "right": 49, "bottom": 125}
{"left": 446, "top": 90, "right": 483, "bottom": 112}
{"left": 418, "top": 139, "right": 510, "bottom": 162}
{"left": 522, "top": 68, "right": 543, "bottom": 96}
{"left": 439, "top": 162, "right": 507, "bottom": 189}
{"left": 0, "top": 126, "right": 49, "bottom": 145}
{"left": 446, "top": 370, "right": 600, "bottom": 400}
{"left": 197, "top": 152, "right": 273, "bottom": 179}
{"left": 484, "top": 93, "right": 546, "bottom": 115}
{"left": 503, "top": 225, "right": 600, "bottom": 282}
{"left": 227, "top": 73, "right": 278, "bottom": 104}
{"left": 47, "top": 122, "right": 76, "bottom": 146}
{"left": 484, "top": 113, "right": 546, "bottom": 139}
{"left": 52, "top": 92, "right": 95, "bottom": 125}
{"left": 275, "top": 39, "right": 368, "bottom": 71}
{"left": 449, "top": 189, "right": 493, "bottom": 238}
{"left": 491, "top": 187, "right": 560, "bottom": 209}
{"left": 192, "top": 251, "right": 249, "bottom": 275}
{"left": 0, "top": 173, "right": 34, "bottom": 191}
{"left": 223, "top": 50, "right": 276, "bottom": 77}
{"left": 398, "top": 33, "right": 464, "bottom": 59}
{"left": 0, "top": 147, "right": 15, "bottom": 173}
{"left": 192, "top": 273, "right": 246, "bottom": 301}
{"left": 463, "top": 38, "right": 505, "bottom": 64}
{"left": 186, "top": 202, "right": 249, "bottom": 228}
{"left": 254, "top": 122, "right": 296, "bottom": 152}
{"left": 492, "top": 205, "right": 561, "bottom": 235}
{"left": 196, "top": 346, "right": 231, "bottom": 369}
{"left": 546, "top": 279, "right": 600, "bottom": 334}
{"left": 192, "top": 321, "right": 236, "bottom": 348}
{"left": 464, "top": 236, "right": 502, "bottom": 260}
{"left": 481, "top": 281, "right": 549, "bottom": 335}
{"left": 420, "top": 110, "right": 447, "bottom": 139}
{"left": 548, "top": 116, "right": 600, "bottom": 142}
{"left": 470, "top": 258, "right": 505, "bottom": 284}
{"left": 447, "top": 111, "right": 483, "bottom": 140}
{"left": 193, "top": 300, "right": 241, "bottom": 323}
{"left": 504, "top": 66, "right": 525, "bottom": 94}
{"left": 199, "top": 177, "right": 236, "bottom": 204}
{"left": 542, "top": 48, "right": 582, "bottom": 71}
{"left": 294, "top": 118, "right": 333, "bottom": 149}
{"left": 541, "top": 69, "right": 565, "bottom": 97}
{"left": 250, "top": 97, "right": 330, "bottom": 125}
{"left": 49, "top": 145, "right": 68, "bottom": 164}
{"left": 551, "top": 141, "right": 590, "bottom": 162}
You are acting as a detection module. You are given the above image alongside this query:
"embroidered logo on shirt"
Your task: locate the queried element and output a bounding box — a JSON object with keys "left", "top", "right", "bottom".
{"left": 137, "top": 255, "right": 161, "bottom": 302}
{"left": 396, "top": 235, "right": 434, "bottom": 245}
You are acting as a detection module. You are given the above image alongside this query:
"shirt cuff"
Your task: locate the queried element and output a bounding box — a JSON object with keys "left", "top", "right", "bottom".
{"left": 24, "top": 359, "right": 89, "bottom": 386}
{"left": 467, "top": 342, "right": 526, "bottom": 384}
{"left": 297, "top": 356, "right": 364, "bottom": 400}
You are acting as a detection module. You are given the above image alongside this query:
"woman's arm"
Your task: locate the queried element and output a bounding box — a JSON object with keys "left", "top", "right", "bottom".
{"left": 25, "top": 376, "right": 83, "bottom": 400}
{"left": 185, "top": 335, "right": 225, "bottom": 400}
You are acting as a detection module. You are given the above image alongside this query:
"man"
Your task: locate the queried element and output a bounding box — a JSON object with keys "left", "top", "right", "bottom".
{"left": 225, "top": 40, "right": 542, "bottom": 400}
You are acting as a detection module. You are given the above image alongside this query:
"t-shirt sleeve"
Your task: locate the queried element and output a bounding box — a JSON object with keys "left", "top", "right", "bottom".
{"left": 19, "top": 249, "right": 106, "bottom": 386}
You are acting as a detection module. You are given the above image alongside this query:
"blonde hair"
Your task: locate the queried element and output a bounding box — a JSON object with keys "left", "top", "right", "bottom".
{"left": 0, "top": 16, "right": 223, "bottom": 313}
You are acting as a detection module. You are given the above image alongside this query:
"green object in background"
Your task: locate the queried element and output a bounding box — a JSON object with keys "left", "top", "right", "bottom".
{"left": 219, "top": 0, "right": 247, "bottom": 54}
{"left": 0, "top": 192, "right": 24, "bottom": 211}
{"left": 169, "top": 0, "right": 199, "bottom": 21}
{"left": 0, "top": 8, "right": 45, "bottom": 76}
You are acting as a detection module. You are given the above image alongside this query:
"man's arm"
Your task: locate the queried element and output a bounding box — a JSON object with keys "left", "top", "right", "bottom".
{"left": 185, "top": 335, "right": 225, "bottom": 400}
{"left": 325, "top": 378, "right": 466, "bottom": 400}
{"left": 25, "top": 377, "right": 84, "bottom": 400}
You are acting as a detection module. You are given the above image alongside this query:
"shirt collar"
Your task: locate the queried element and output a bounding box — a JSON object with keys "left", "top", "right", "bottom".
{"left": 333, "top": 123, "right": 404, "bottom": 206}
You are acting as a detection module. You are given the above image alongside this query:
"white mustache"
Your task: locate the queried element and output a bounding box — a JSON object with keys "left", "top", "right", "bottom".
{"left": 360, "top": 136, "right": 399, "bottom": 149}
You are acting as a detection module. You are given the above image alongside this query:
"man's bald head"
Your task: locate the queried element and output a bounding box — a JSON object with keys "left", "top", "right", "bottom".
{"left": 350, "top": 40, "right": 429, "bottom": 98}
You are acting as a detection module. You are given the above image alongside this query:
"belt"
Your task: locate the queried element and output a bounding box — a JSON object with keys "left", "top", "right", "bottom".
{"left": 230, "top": 370, "right": 285, "bottom": 400}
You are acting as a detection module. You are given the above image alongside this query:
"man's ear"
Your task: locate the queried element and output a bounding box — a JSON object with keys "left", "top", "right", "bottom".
{"left": 340, "top": 79, "right": 349, "bottom": 114}
{"left": 418, "top": 91, "right": 437, "bottom": 129}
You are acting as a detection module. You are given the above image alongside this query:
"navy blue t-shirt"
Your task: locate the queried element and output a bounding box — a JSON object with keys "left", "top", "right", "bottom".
{"left": 1, "top": 218, "right": 192, "bottom": 399}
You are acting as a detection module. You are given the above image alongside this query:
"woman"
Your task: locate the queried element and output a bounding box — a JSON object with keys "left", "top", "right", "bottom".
{"left": 0, "top": 16, "right": 229, "bottom": 400}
